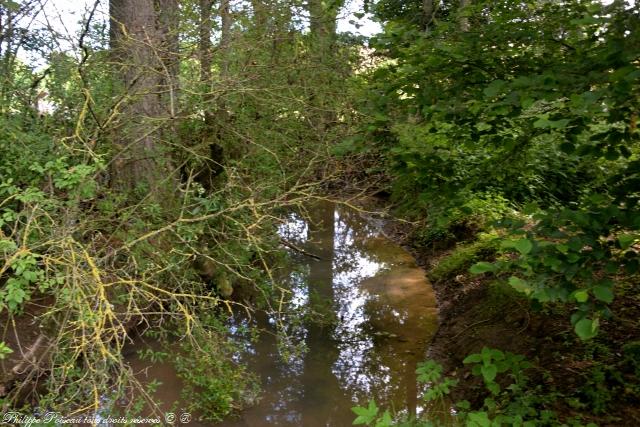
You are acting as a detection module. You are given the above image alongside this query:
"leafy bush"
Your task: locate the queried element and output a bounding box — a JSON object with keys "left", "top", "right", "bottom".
{"left": 351, "top": 352, "right": 578, "bottom": 427}
{"left": 173, "top": 320, "right": 260, "bottom": 421}
{"left": 411, "top": 193, "right": 513, "bottom": 249}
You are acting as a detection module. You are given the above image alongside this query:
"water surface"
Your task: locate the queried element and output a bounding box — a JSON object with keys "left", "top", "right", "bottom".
{"left": 128, "top": 202, "right": 439, "bottom": 426}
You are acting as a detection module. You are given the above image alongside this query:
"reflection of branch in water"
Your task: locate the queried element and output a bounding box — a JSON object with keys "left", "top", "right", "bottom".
{"left": 280, "top": 238, "right": 323, "bottom": 260}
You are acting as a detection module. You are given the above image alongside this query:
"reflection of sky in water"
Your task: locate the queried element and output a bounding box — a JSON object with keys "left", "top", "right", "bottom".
{"left": 277, "top": 213, "right": 308, "bottom": 244}
{"left": 288, "top": 270, "right": 309, "bottom": 309}
{"left": 120, "top": 203, "right": 439, "bottom": 427}
{"left": 221, "top": 203, "right": 437, "bottom": 426}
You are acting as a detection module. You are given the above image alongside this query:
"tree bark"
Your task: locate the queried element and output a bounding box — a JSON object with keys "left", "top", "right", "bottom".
{"left": 109, "top": 0, "right": 179, "bottom": 201}
{"left": 306, "top": 0, "right": 342, "bottom": 132}
{"left": 308, "top": 0, "right": 340, "bottom": 51}
{"left": 219, "top": 0, "right": 232, "bottom": 79}
{"left": 157, "top": 0, "right": 179, "bottom": 118}
{"left": 459, "top": 0, "right": 471, "bottom": 32}
{"left": 251, "top": 0, "right": 268, "bottom": 39}
{"left": 422, "top": 0, "right": 434, "bottom": 31}
{"left": 200, "top": 0, "right": 213, "bottom": 128}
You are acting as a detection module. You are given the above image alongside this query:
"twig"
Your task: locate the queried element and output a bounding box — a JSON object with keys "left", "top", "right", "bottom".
{"left": 279, "top": 237, "right": 322, "bottom": 260}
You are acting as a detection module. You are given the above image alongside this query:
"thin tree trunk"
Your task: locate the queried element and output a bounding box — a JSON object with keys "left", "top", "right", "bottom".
{"left": 198, "top": 0, "right": 226, "bottom": 174}
{"left": 251, "top": 0, "right": 268, "bottom": 38}
{"left": 271, "top": 0, "right": 293, "bottom": 64}
{"left": 219, "top": 0, "right": 232, "bottom": 79}
{"left": 422, "top": 0, "right": 434, "bottom": 31}
{"left": 215, "top": 0, "right": 233, "bottom": 158}
{"left": 157, "top": 0, "right": 179, "bottom": 119}
{"left": 459, "top": 0, "right": 471, "bottom": 32}
{"left": 306, "top": 0, "right": 342, "bottom": 131}
{"left": 200, "top": 0, "right": 213, "bottom": 128}
{"left": 308, "top": 0, "right": 339, "bottom": 51}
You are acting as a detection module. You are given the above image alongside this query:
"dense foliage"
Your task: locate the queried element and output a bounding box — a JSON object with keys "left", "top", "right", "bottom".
{"left": 349, "top": 0, "right": 640, "bottom": 424}
{"left": 1, "top": 0, "right": 639, "bottom": 423}
{"left": 0, "top": 0, "right": 360, "bottom": 420}
{"left": 361, "top": 0, "right": 639, "bottom": 339}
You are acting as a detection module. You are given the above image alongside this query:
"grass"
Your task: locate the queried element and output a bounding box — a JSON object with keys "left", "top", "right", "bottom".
{"left": 428, "top": 232, "right": 500, "bottom": 283}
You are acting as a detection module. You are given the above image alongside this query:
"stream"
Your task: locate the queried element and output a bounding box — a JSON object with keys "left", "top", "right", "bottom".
{"left": 126, "top": 201, "right": 439, "bottom": 426}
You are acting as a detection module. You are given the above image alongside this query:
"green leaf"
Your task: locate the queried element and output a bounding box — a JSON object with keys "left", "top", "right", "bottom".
{"left": 533, "top": 116, "right": 551, "bottom": 128}
{"left": 484, "top": 80, "right": 505, "bottom": 97}
{"left": 593, "top": 285, "right": 613, "bottom": 303}
{"left": 467, "top": 411, "right": 492, "bottom": 427}
{"left": 352, "top": 400, "right": 379, "bottom": 425}
{"left": 513, "top": 239, "right": 533, "bottom": 255}
{"left": 550, "top": 119, "right": 570, "bottom": 129}
{"left": 463, "top": 353, "right": 482, "bottom": 364}
{"left": 575, "top": 318, "right": 599, "bottom": 340}
{"left": 0, "top": 239, "right": 17, "bottom": 253}
{"left": 486, "top": 382, "right": 500, "bottom": 395}
{"left": 476, "top": 122, "right": 493, "bottom": 131}
{"left": 375, "top": 411, "right": 393, "bottom": 427}
{"left": 481, "top": 364, "right": 497, "bottom": 383}
{"left": 574, "top": 290, "right": 589, "bottom": 303}
{"left": 469, "top": 262, "right": 495, "bottom": 274}
{"left": 508, "top": 276, "right": 531, "bottom": 295}
{"left": 618, "top": 234, "right": 636, "bottom": 250}
{"left": 0, "top": 342, "right": 13, "bottom": 360}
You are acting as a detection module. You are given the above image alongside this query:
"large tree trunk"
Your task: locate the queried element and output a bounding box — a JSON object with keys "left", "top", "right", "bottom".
{"left": 109, "top": 0, "right": 178, "bottom": 201}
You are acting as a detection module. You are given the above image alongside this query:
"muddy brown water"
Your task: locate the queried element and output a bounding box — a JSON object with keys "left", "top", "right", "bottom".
{"left": 125, "top": 202, "right": 439, "bottom": 426}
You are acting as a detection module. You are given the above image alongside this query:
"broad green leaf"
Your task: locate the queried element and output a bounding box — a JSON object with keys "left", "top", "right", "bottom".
{"left": 618, "top": 234, "right": 636, "bottom": 250}
{"left": 533, "top": 116, "right": 551, "bottom": 128}
{"left": 375, "top": 411, "right": 393, "bottom": 427}
{"left": 463, "top": 353, "right": 482, "bottom": 364}
{"left": 352, "top": 400, "right": 379, "bottom": 425}
{"left": 508, "top": 276, "right": 531, "bottom": 295}
{"left": 513, "top": 239, "right": 533, "bottom": 255}
{"left": 470, "top": 262, "right": 495, "bottom": 274}
{"left": 484, "top": 80, "right": 505, "bottom": 97}
{"left": 575, "top": 318, "right": 599, "bottom": 340}
{"left": 593, "top": 285, "right": 613, "bottom": 303}
{"left": 574, "top": 290, "right": 589, "bottom": 303}
{"left": 476, "top": 122, "right": 492, "bottom": 131}
{"left": 481, "top": 364, "right": 498, "bottom": 383}
{"left": 0, "top": 342, "right": 13, "bottom": 360}
{"left": 467, "top": 411, "right": 492, "bottom": 427}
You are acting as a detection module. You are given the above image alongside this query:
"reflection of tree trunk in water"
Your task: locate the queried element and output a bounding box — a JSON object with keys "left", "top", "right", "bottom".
{"left": 302, "top": 202, "right": 348, "bottom": 425}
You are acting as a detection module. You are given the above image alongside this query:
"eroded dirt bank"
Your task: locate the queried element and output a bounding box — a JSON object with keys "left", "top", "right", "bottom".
{"left": 355, "top": 195, "right": 640, "bottom": 427}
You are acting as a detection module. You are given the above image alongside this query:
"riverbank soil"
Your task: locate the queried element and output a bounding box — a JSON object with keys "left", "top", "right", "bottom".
{"left": 356, "top": 195, "right": 640, "bottom": 427}
{"left": 0, "top": 295, "right": 51, "bottom": 404}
